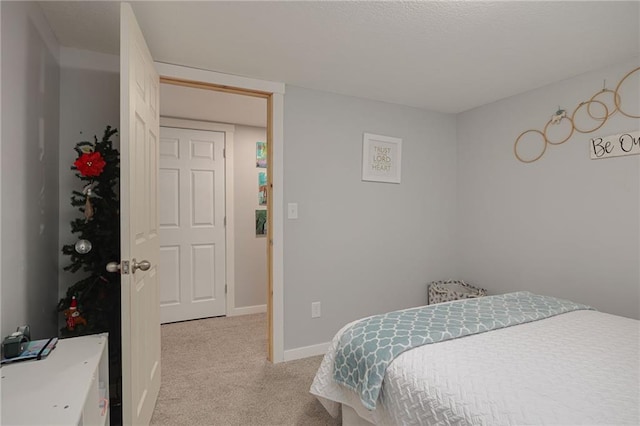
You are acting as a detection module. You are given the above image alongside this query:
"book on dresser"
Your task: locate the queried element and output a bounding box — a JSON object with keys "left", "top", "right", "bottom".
{"left": 0, "top": 337, "right": 58, "bottom": 364}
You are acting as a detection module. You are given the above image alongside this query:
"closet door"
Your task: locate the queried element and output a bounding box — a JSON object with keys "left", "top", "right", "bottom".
{"left": 159, "top": 126, "right": 227, "bottom": 323}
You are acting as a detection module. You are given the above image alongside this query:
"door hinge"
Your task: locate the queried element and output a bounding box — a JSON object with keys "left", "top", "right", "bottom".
{"left": 225, "top": 284, "right": 227, "bottom": 294}
{"left": 224, "top": 216, "right": 226, "bottom": 227}
{"left": 223, "top": 148, "right": 226, "bottom": 158}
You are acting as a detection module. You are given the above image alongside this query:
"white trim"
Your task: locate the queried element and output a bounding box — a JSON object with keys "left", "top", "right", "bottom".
{"left": 59, "top": 47, "right": 119, "bottom": 72}
{"left": 228, "top": 304, "right": 267, "bottom": 317}
{"left": 283, "top": 342, "right": 330, "bottom": 362}
{"left": 224, "top": 131, "right": 236, "bottom": 319}
{"left": 271, "top": 93, "right": 285, "bottom": 363}
{"left": 159, "top": 117, "right": 237, "bottom": 319}
{"left": 156, "top": 64, "right": 286, "bottom": 363}
{"left": 159, "top": 117, "right": 235, "bottom": 134}
{"left": 155, "top": 62, "right": 285, "bottom": 95}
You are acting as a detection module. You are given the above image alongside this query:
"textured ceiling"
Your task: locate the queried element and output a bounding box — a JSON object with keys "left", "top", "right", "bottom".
{"left": 40, "top": 1, "right": 640, "bottom": 113}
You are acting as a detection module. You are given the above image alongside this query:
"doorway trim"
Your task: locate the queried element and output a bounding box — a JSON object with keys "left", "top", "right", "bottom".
{"left": 156, "top": 62, "right": 285, "bottom": 363}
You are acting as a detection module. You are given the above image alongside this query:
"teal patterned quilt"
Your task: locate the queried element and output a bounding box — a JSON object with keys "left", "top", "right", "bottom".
{"left": 332, "top": 291, "right": 592, "bottom": 410}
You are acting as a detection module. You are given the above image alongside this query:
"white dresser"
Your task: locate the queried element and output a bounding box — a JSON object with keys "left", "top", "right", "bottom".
{"left": 1, "top": 333, "right": 109, "bottom": 426}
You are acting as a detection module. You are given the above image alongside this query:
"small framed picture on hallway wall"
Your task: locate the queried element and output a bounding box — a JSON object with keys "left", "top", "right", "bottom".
{"left": 256, "top": 141, "right": 267, "bottom": 168}
{"left": 255, "top": 209, "right": 267, "bottom": 236}
{"left": 258, "top": 172, "right": 267, "bottom": 206}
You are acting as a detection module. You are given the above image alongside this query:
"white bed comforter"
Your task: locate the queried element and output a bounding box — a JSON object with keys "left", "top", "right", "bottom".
{"left": 311, "top": 310, "right": 640, "bottom": 425}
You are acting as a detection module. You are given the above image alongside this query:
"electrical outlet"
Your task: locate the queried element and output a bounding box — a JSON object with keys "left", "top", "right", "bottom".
{"left": 311, "top": 302, "right": 321, "bottom": 318}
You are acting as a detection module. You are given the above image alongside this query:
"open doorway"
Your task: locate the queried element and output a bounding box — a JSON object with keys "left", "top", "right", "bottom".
{"left": 154, "top": 63, "right": 285, "bottom": 363}
{"left": 157, "top": 79, "right": 273, "bottom": 358}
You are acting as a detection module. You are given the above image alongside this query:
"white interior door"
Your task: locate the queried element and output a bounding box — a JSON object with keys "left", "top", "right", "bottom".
{"left": 120, "top": 3, "right": 161, "bottom": 425}
{"left": 159, "top": 126, "right": 227, "bottom": 323}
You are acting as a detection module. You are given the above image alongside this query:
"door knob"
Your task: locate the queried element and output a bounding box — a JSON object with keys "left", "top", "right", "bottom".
{"left": 106, "top": 262, "right": 121, "bottom": 273}
{"left": 132, "top": 258, "right": 151, "bottom": 273}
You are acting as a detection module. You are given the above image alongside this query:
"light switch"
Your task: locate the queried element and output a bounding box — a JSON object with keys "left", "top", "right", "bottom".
{"left": 287, "top": 202, "right": 298, "bottom": 219}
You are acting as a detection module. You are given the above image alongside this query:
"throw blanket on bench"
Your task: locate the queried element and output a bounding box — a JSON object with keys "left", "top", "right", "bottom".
{"left": 333, "top": 291, "right": 592, "bottom": 410}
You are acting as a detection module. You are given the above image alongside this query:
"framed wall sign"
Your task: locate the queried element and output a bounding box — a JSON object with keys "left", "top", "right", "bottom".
{"left": 589, "top": 130, "right": 639, "bottom": 159}
{"left": 362, "top": 133, "right": 402, "bottom": 183}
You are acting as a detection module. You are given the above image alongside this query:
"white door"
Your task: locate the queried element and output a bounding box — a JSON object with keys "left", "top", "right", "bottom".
{"left": 120, "top": 3, "right": 161, "bottom": 425}
{"left": 159, "top": 126, "right": 227, "bottom": 323}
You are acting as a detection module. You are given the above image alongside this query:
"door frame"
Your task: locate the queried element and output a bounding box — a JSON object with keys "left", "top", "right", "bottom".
{"left": 156, "top": 62, "right": 285, "bottom": 362}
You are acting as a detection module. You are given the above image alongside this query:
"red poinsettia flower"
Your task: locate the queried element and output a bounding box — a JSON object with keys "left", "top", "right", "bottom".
{"left": 74, "top": 151, "right": 106, "bottom": 177}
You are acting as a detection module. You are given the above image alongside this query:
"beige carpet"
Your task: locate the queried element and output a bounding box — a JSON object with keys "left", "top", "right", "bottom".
{"left": 150, "top": 313, "right": 340, "bottom": 426}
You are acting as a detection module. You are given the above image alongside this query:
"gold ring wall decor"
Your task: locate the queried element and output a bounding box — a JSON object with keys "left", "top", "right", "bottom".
{"left": 572, "top": 100, "right": 608, "bottom": 134}
{"left": 543, "top": 115, "right": 574, "bottom": 145}
{"left": 514, "top": 66, "right": 639, "bottom": 163}
{"left": 614, "top": 66, "right": 640, "bottom": 118}
{"left": 588, "top": 89, "right": 619, "bottom": 119}
{"left": 514, "top": 129, "right": 547, "bottom": 163}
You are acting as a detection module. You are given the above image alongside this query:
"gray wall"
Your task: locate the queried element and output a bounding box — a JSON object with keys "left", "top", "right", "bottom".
{"left": 1, "top": 1, "right": 60, "bottom": 339}
{"left": 233, "top": 125, "right": 268, "bottom": 308}
{"left": 456, "top": 56, "right": 640, "bottom": 319}
{"left": 3, "top": 13, "right": 636, "bottom": 352}
{"left": 283, "top": 86, "right": 458, "bottom": 349}
{"left": 58, "top": 67, "right": 119, "bottom": 302}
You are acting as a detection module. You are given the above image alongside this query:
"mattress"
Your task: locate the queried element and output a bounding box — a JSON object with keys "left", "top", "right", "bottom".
{"left": 311, "top": 309, "right": 640, "bottom": 425}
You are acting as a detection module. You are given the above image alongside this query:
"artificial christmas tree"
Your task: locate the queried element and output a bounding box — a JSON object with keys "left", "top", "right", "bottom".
{"left": 59, "top": 126, "right": 123, "bottom": 423}
{"left": 58, "top": 126, "right": 121, "bottom": 337}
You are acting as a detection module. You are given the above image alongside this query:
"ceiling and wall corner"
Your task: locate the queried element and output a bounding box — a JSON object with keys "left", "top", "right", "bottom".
{"left": 39, "top": 1, "right": 640, "bottom": 113}
{"left": 59, "top": 47, "right": 119, "bottom": 73}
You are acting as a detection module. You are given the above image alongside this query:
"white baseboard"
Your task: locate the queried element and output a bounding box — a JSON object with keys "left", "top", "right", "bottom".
{"left": 228, "top": 304, "right": 267, "bottom": 317}
{"left": 283, "top": 341, "right": 330, "bottom": 362}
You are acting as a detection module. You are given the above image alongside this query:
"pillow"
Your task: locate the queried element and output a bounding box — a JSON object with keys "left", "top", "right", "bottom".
{"left": 428, "top": 279, "right": 487, "bottom": 305}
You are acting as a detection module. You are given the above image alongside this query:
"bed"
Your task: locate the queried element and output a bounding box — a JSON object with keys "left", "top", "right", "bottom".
{"left": 311, "top": 292, "right": 640, "bottom": 425}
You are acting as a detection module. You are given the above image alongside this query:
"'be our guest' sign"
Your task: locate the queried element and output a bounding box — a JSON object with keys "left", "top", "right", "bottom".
{"left": 362, "top": 133, "right": 402, "bottom": 183}
{"left": 590, "top": 131, "right": 639, "bottom": 159}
